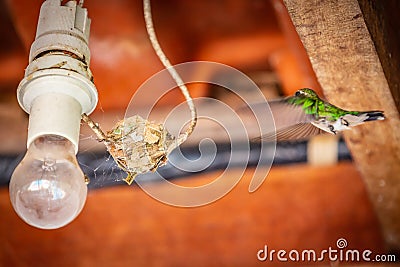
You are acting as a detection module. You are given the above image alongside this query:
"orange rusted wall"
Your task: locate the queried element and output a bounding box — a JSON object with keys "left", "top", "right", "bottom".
{"left": 4, "top": 0, "right": 322, "bottom": 110}
{"left": 0, "top": 163, "right": 384, "bottom": 266}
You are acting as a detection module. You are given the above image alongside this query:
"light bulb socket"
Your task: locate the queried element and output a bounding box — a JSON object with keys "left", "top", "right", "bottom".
{"left": 26, "top": 92, "right": 82, "bottom": 154}
{"left": 29, "top": 0, "right": 91, "bottom": 63}
{"left": 16, "top": 0, "right": 98, "bottom": 153}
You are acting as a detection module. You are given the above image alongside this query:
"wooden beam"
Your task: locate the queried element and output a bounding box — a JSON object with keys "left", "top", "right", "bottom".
{"left": 282, "top": 0, "right": 400, "bottom": 251}
{"left": 358, "top": 0, "right": 400, "bottom": 112}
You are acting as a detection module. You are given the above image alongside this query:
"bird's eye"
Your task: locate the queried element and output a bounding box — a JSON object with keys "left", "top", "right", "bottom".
{"left": 295, "top": 91, "right": 302, "bottom": 97}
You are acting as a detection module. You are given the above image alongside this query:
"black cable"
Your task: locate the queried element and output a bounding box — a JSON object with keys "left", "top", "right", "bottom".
{"left": 0, "top": 139, "right": 351, "bottom": 189}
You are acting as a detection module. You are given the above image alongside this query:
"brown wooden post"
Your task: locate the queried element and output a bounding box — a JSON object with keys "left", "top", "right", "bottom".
{"left": 282, "top": 0, "right": 400, "bottom": 251}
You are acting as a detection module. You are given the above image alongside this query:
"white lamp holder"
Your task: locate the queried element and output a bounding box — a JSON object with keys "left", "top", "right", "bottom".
{"left": 17, "top": 0, "right": 98, "bottom": 153}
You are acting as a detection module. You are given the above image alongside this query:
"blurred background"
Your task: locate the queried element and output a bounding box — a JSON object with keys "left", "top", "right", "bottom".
{"left": 0, "top": 0, "right": 398, "bottom": 266}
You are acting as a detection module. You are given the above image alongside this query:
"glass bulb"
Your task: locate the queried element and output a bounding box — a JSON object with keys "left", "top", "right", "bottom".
{"left": 9, "top": 135, "right": 87, "bottom": 229}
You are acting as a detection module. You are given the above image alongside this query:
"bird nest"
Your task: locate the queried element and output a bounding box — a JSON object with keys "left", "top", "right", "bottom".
{"left": 82, "top": 114, "right": 176, "bottom": 185}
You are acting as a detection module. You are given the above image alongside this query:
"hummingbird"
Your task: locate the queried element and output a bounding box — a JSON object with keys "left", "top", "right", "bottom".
{"left": 246, "top": 88, "right": 385, "bottom": 142}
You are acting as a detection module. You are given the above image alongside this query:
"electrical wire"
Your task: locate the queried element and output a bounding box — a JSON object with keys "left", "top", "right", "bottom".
{"left": 143, "top": 0, "right": 197, "bottom": 146}
{"left": 0, "top": 139, "right": 352, "bottom": 189}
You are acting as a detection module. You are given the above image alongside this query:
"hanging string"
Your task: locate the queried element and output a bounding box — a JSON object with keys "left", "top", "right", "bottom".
{"left": 143, "top": 0, "right": 197, "bottom": 146}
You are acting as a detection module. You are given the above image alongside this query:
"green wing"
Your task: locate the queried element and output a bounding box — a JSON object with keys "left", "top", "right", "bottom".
{"left": 253, "top": 123, "right": 324, "bottom": 142}
{"left": 240, "top": 99, "right": 325, "bottom": 142}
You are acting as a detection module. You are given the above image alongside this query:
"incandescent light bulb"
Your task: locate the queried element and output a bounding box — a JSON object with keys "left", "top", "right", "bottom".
{"left": 9, "top": 135, "right": 87, "bottom": 229}
{"left": 9, "top": 0, "right": 98, "bottom": 229}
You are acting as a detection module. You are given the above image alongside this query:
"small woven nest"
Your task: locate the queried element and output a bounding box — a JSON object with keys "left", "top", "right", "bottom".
{"left": 104, "top": 115, "right": 176, "bottom": 185}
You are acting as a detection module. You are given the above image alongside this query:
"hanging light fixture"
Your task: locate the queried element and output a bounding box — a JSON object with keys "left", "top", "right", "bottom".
{"left": 9, "top": 0, "right": 98, "bottom": 229}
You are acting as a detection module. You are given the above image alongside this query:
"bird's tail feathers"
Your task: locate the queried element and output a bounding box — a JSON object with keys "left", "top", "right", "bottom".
{"left": 362, "top": 111, "right": 385, "bottom": 122}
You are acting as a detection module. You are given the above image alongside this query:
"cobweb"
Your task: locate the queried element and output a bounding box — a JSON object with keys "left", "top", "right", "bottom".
{"left": 77, "top": 106, "right": 128, "bottom": 189}
{"left": 78, "top": 140, "right": 123, "bottom": 190}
